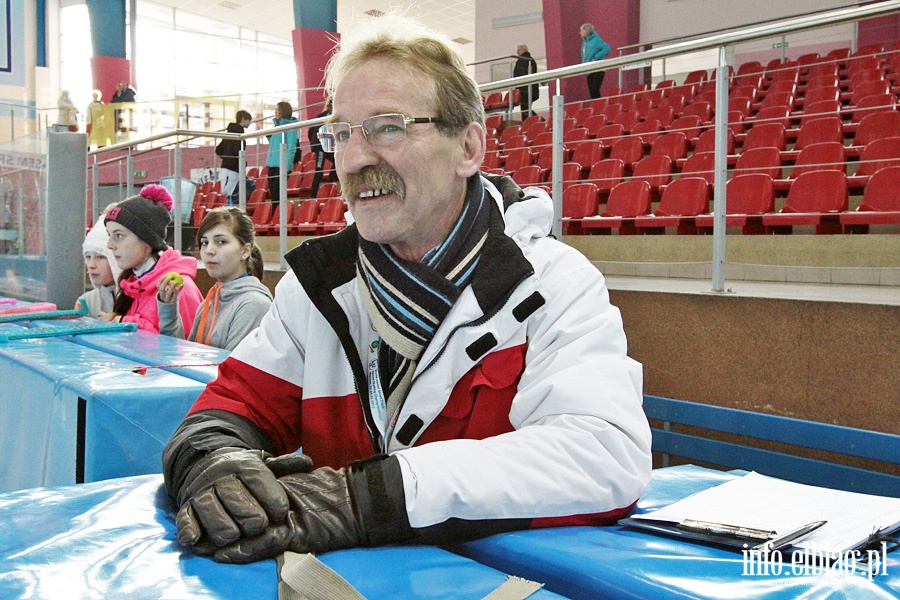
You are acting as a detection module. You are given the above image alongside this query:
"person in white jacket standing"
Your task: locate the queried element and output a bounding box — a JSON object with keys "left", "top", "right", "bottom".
{"left": 162, "top": 12, "right": 652, "bottom": 564}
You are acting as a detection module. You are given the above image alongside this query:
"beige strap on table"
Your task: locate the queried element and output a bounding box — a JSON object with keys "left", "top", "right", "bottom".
{"left": 278, "top": 552, "right": 366, "bottom": 600}
{"left": 277, "top": 552, "right": 545, "bottom": 600}
{"left": 481, "top": 575, "right": 545, "bottom": 599}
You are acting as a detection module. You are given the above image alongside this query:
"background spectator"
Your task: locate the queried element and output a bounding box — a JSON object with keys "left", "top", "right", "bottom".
{"left": 580, "top": 23, "right": 611, "bottom": 99}
{"left": 266, "top": 101, "right": 298, "bottom": 206}
{"left": 513, "top": 44, "right": 539, "bottom": 119}
{"left": 158, "top": 207, "right": 272, "bottom": 351}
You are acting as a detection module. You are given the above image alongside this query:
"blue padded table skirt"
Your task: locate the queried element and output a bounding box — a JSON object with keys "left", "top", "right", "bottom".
{"left": 0, "top": 327, "right": 206, "bottom": 492}
{"left": 0, "top": 475, "right": 568, "bottom": 599}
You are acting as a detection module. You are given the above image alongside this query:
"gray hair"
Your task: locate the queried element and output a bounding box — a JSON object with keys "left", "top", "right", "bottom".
{"left": 324, "top": 11, "right": 485, "bottom": 135}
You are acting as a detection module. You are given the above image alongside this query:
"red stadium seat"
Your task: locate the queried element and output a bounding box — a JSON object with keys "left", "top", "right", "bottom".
{"left": 290, "top": 199, "right": 320, "bottom": 235}
{"left": 613, "top": 110, "right": 641, "bottom": 134}
{"left": 632, "top": 119, "right": 663, "bottom": 145}
{"left": 260, "top": 201, "right": 294, "bottom": 236}
{"left": 586, "top": 158, "right": 625, "bottom": 201}
{"left": 848, "top": 111, "right": 900, "bottom": 154}
{"left": 645, "top": 105, "right": 676, "bottom": 128}
{"left": 847, "top": 136, "right": 900, "bottom": 189}
{"left": 503, "top": 147, "right": 535, "bottom": 174}
{"left": 734, "top": 146, "right": 783, "bottom": 179}
{"left": 678, "top": 151, "right": 717, "bottom": 185}
{"left": 570, "top": 141, "right": 606, "bottom": 177}
{"left": 775, "top": 141, "right": 846, "bottom": 191}
{"left": 781, "top": 116, "right": 844, "bottom": 162}
{"left": 511, "top": 165, "right": 544, "bottom": 187}
{"left": 609, "top": 136, "right": 645, "bottom": 170}
{"left": 762, "top": 170, "right": 848, "bottom": 234}
{"left": 667, "top": 115, "right": 703, "bottom": 141}
{"left": 682, "top": 100, "right": 712, "bottom": 123}
{"left": 251, "top": 201, "right": 274, "bottom": 235}
{"left": 693, "top": 128, "right": 735, "bottom": 155}
{"left": 634, "top": 176, "right": 710, "bottom": 234}
{"left": 561, "top": 183, "right": 600, "bottom": 234}
{"left": 841, "top": 166, "right": 900, "bottom": 233}
{"left": 649, "top": 132, "right": 688, "bottom": 161}
{"left": 696, "top": 173, "right": 775, "bottom": 235}
{"left": 317, "top": 198, "right": 347, "bottom": 235}
{"left": 581, "top": 180, "right": 652, "bottom": 235}
{"left": 631, "top": 155, "right": 673, "bottom": 198}
{"left": 741, "top": 122, "right": 786, "bottom": 152}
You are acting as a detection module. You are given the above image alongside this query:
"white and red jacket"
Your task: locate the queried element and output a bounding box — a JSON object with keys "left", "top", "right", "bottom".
{"left": 184, "top": 175, "right": 651, "bottom": 532}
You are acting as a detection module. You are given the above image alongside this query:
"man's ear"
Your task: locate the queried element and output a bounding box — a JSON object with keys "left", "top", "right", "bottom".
{"left": 457, "top": 122, "right": 486, "bottom": 178}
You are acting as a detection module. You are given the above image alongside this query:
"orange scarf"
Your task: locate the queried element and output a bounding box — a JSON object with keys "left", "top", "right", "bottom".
{"left": 194, "top": 283, "right": 221, "bottom": 345}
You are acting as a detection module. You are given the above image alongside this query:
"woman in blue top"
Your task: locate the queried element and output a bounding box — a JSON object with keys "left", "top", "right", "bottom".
{"left": 580, "top": 23, "right": 611, "bottom": 99}
{"left": 266, "top": 101, "right": 299, "bottom": 206}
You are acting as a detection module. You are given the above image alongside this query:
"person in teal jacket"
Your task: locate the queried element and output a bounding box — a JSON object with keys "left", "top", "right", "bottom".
{"left": 266, "top": 101, "right": 299, "bottom": 206}
{"left": 580, "top": 23, "right": 611, "bottom": 99}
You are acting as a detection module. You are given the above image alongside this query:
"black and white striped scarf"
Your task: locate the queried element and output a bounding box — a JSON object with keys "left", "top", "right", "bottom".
{"left": 357, "top": 175, "right": 491, "bottom": 420}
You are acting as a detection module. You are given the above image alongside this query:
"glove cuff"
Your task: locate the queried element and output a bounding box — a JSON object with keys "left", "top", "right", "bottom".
{"left": 347, "top": 455, "right": 413, "bottom": 546}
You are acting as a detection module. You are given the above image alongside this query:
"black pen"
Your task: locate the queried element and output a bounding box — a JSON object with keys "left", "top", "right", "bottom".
{"left": 753, "top": 520, "right": 828, "bottom": 552}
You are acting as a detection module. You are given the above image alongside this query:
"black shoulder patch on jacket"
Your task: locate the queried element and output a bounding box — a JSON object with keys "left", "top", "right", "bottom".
{"left": 512, "top": 291, "right": 545, "bottom": 322}
{"left": 466, "top": 332, "right": 498, "bottom": 361}
{"left": 395, "top": 415, "right": 424, "bottom": 446}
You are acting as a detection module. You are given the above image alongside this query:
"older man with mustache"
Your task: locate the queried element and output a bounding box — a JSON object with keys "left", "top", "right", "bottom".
{"left": 162, "top": 13, "right": 651, "bottom": 564}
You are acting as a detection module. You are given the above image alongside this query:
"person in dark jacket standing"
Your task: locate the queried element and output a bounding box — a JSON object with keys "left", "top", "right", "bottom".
{"left": 580, "top": 23, "right": 611, "bottom": 99}
{"left": 216, "top": 110, "right": 252, "bottom": 204}
{"left": 513, "top": 44, "right": 539, "bottom": 119}
{"left": 307, "top": 98, "right": 337, "bottom": 198}
{"left": 111, "top": 81, "right": 137, "bottom": 103}
{"left": 111, "top": 81, "right": 137, "bottom": 134}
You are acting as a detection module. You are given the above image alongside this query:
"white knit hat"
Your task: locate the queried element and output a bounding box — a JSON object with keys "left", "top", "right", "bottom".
{"left": 82, "top": 216, "right": 122, "bottom": 281}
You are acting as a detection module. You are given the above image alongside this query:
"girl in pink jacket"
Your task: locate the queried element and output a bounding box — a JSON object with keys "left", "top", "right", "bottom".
{"left": 102, "top": 184, "right": 203, "bottom": 334}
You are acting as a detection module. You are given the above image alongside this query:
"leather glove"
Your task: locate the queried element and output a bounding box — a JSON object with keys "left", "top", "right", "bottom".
{"left": 175, "top": 448, "right": 313, "bottom": 551}
{"left": 205, "top": 454, "right": 413, "bottom": 564}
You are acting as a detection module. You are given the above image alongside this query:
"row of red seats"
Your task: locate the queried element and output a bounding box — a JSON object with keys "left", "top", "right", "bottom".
{"left": 508, "top": 134, "right": 899, "bottom": 204}
{"left": 246, "top": 189, "right": 347, "bottom": 236}
{"left": 562, "top": 167, "right": 900, "bottom": 236}
{"left": 487, "top": 113, "right": 900, "bottom": 197}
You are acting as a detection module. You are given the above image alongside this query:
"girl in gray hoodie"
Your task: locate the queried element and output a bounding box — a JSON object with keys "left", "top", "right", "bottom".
{"left": 158, "top": 207, "right": 272, "bottom": 350}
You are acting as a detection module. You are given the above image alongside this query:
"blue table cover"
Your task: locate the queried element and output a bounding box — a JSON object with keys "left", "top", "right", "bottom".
{"left": 32, "top": 318, "right": 228, "bottom": 384}
{"left": 454, "top": 465, "right": 900, "bottom": 599}
{"left": 0, "top": 475, "right": 566, "bottom": 599}
{"left": 0, "top": 325, "right": 206, "bottom": 492}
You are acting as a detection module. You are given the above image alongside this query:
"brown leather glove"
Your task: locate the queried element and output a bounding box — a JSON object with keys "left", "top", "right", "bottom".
{"left": 174, "top": 448, "right": 313, "bottom": 551}
{"left": 201, "top": 455, "right": 413, "bottom": 564}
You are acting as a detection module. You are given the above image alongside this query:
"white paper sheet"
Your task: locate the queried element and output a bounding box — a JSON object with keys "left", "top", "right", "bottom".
{"left": 632, "top": 472, "right": 900, "bottom": 555}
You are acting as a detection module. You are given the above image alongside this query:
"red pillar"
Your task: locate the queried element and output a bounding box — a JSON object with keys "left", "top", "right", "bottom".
{"left": 542, "top": 0, "right": 641, "bottom": 101}
{"left": 91, "top": 55, "right": 131, "bottom": 103}
{"left": 292, "top": 28, "right": 340, "bottom": 120}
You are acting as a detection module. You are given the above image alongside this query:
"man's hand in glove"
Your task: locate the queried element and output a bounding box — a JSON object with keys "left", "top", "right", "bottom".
{"left": 199, "top": 454, "right": 412, "bottom": 564}
{"left": 174, "top": 448, "right": 313, "bottom": 551}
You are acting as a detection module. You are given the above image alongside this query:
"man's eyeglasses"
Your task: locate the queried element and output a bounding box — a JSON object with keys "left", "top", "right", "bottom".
{"left": 317, "top": 113, "right": 444, "bottom": 153}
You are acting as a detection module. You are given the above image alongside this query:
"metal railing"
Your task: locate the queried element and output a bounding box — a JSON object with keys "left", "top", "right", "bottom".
{"left": 59, "top": 0, "right": 900, "bottom": 287}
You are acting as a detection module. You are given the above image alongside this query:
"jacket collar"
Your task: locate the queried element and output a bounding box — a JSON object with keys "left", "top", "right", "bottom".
{"left": 285, "top": 178, "right": 534, "bottom": 317}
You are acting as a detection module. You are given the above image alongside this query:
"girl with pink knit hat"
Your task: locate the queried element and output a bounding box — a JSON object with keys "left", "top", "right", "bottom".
{"left": 102, "top": 184, "right": 203, "bottom": 334}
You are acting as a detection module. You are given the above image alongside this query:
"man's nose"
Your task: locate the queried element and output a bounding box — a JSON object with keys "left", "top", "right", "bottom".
{"left": 338, "top": 129, "right": 379, "bottom": 174}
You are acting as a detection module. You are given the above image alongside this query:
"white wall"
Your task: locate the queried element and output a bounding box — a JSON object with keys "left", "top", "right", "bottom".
{"left": 473, "top": 0, "right": 546, "bottom": 85}
{"left": 639, "top": 0, "right": 859, "bottom": 83}
{"left": 638, "top": 0, "right": 856, "bottom": 43}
